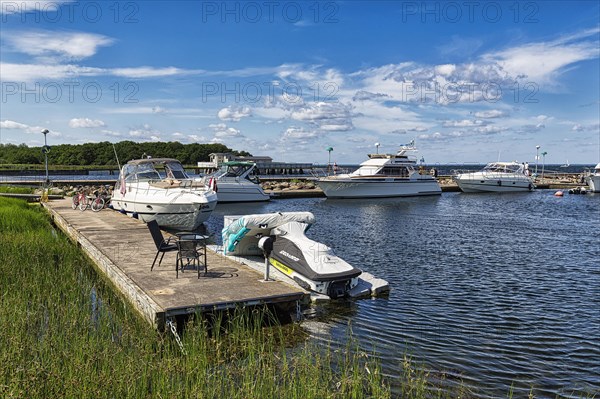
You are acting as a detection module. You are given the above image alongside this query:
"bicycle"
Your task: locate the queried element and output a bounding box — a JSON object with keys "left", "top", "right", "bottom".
{"left": 90, "top": 185, "right": 111, "bottom": 212}
{"left": 71, "top": 187, "right": 90, "bottom": 211}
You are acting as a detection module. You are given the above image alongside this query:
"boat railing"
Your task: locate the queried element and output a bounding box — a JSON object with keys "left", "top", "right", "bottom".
{"left": 310, "top": 168, "right": 329, "bottom": 178}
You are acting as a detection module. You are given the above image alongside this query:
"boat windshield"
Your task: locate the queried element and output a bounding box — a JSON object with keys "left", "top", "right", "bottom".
{"left": 122, "top": 160, "right": 189, "bottom": 181}
{"left": 163, "top": 161, "right": 189, "bottom": 179}
{"left": 214, "top": 163, "right": 254, "bottom": 179}
{"left": 483, "top": 163, "right": 523, "bottom": 173}
{"left": 351, "top": 166, "right": 380, "bottom": 176}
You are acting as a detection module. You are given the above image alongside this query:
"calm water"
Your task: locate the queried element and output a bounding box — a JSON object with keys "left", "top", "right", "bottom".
{"left": 205, "top": 191, "right": 600, "bottom": 398}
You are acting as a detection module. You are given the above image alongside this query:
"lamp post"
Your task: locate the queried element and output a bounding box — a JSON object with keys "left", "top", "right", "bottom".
{"left": 541, "top": 151, "right": 547, "bottom": 181}
{"left": 41, "top": 129, "right": 50, "bottom": 184}
{"left": 535, "top": 145, "right": 540, "bottom": 175}
{"left": 375, "top": 142, "right": 380, "bottom": 154}
{"left": 326, "top": 146, "right": 333, "bottom": 175}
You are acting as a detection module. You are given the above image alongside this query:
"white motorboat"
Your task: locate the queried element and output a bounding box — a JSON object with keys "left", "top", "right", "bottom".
{"left": 202, "top": 161, "right": 270, "bottom": 203}
{"left": 585, "top": 163, "right": 600, "bottom": 192}
{"left": 111, "top": 158, "right": 217, "bottom": 230}
{"left": 222, "top": 212, "right": 362, "bottom": 298}
{"left": 315, "top": 143, "right": 441, "bottom": 198}
{"left": 454, "top": 162, "right": 535, "bottom": 193}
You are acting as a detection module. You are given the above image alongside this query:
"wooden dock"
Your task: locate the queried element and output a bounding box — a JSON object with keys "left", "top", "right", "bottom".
{"left": 42, "top": 199, "right": 308, "bottom": 330}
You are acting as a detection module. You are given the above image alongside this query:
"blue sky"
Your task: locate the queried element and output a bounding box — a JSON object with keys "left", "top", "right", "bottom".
{"left": 1, "top": 0, "right": 599, "bottom": 164}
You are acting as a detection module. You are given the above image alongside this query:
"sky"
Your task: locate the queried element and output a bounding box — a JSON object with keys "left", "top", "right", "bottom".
{"left": 1, "top": 0, "right": 599, "bottom": 165}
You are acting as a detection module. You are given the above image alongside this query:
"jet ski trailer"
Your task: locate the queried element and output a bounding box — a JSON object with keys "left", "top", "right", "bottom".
{"left": 222, "top": 212, "right": 362, "bottom": 298}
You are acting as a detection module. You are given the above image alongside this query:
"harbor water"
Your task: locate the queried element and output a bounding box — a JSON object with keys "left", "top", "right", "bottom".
{"left": 205, "top": 191, "right": 600, "bottom": 398}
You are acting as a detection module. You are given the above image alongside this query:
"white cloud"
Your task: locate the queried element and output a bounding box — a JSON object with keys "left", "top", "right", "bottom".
{"left": 442, "top": 119, "right": 486, "bottom": 128}
{"left": 0, "top": 0, "right": 73, "bottom": 14}
{"left": 110, "top": 66, "right": 191, "bottom": 78}
{"left": 1, "top": 120, "right": 29, "bottom": 129}
{"left": 281, "top": 127, "right": 320, "bottom": 141}
{"left": 0, "top": 62, "right": 104, "bottom": 81}
{"left": 5, "top": 31, "right": 114, "bottom": 61}
{"left": 572, "top": 123, "right": 600, "bottom": 132}
{"left": 69, "top": 118, "right": 105, "bottom": 128}
{"left": 128, "top": 124, "right": 159, "bottom": 139}
{"left": 217, "top": 106, "right": 252, "bottom": 121}
{"left": 290, "top": 101, "right": 354, "bottom": 132}
{"left": 474, "top": 110, "right": 506, "bottom": 118}
{"left": 209, "top": 123, "right": 243, "bottom": 138}
{"left": 482, "top": 28, "right": 600, "bottom": 85}
{"left": 0, "top": 119, "right": 49, "bottom": 134}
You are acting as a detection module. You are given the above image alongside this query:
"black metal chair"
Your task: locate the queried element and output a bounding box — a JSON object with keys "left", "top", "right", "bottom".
{"left": 147, "top": 220, "right": 178, "bottom": 271}
{"left": 176, "top": 233, "right": 208, "bottom": 278}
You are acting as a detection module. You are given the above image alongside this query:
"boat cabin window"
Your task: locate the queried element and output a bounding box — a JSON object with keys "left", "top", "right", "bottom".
{"left": 377, "top": 166, "right": 410, "bottom": 177}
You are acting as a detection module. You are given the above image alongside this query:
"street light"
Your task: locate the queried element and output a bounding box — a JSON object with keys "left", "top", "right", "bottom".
{"left": 326, "top": 146, "right": 333, "bottom": 174}
{"left": 375, "top": 142, "right": 380, "bottom": 154}
{"left": 41, "top": 129, "right": 50, "bottom": 184}
{"left": 535, "top": 145, "right": 540, "bottom": 175}
{"left": 541, "top": 151, "right": 547, "bottom": 181}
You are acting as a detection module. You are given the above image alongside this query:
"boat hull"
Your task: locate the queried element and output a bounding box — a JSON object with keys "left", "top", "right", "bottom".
{"left": 455, "top": 173, "right": 535, "bottom": 193}
{"left": 215, "top": 182, "right": 270, "bottom": 203}
{"left": 316, "top": 178, "right": 441, "bottom": 198}
{"left": 111, "top": 187, "right": 217, "bottom": 230}
{"left": 587, "top": 175, "right": 600, "bottom": 193}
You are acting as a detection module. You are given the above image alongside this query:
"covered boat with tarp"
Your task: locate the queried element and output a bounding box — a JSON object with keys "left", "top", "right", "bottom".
{"left": 222, "top": 212, "right": 362, "bottom": 298}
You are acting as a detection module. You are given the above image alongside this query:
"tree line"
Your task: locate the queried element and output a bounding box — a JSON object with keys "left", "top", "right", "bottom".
{"left": 0, "top": 141, "right": 251, "bottom": 166}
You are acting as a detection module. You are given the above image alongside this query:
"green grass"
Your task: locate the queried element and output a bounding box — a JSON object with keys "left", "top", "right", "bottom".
{"left": 0, "top": 185, "right": 35, "bottom": 194}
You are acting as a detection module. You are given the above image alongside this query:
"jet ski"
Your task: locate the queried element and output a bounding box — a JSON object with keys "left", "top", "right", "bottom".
{"left": 222, "top": 212, "right": 362, "bottom": 298}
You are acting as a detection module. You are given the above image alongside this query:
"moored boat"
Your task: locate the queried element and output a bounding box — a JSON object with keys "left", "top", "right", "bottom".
{"left": 454, "top": 162, "right": 535, "bottom": 193}
{"left": 222, "top": 212, "right": 362, "bottom": 298}
{"left": 200, "top": 161, "right": 270, "bottom": 203}
{"left": 315, "top": 142, "right": 441, "bottom": 198}
{"left": 585, "top": 163, "right": 600, "bottom": 192}
{"left": 111, "top": 158, "right": 217, "bottom": 230}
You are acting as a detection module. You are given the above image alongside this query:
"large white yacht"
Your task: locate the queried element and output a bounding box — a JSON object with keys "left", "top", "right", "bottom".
{"left": 585, "top": 163, "right": 600, "bottom": 192}
{"left": 202, "top": 161, "right": 270, "bottom": 203}
{"left": 111, "top": 158, "right": 218, "bottom": 230}
{"left": 315, "top": 143, "right": 441, "bottom": 198}
{"left": 454, "top": 162, "right": 535, "bottom": 193}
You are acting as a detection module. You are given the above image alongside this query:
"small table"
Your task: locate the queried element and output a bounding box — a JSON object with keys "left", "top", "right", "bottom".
{"left": 175, "top": 233, "right": 209, "bottom": 278}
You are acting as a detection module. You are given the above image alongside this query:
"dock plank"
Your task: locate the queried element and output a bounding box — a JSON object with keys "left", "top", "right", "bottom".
{"left": 43, "top": 199, "right": 308, "bottom": 330}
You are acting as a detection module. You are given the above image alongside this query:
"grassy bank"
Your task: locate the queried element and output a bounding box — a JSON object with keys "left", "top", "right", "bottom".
{"left": 0, "top": 197, "right": 390, "bottom": 399}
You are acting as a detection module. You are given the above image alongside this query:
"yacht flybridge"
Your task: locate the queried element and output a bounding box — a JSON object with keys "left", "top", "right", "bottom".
{"left": 454, "top": 162, "right": 535, "bottom": 193}
{"left": 111, "top": 158, "right": 217, "bottom": 230}
{"left": 316, "top": 143, "right": 441, "bottom": 198}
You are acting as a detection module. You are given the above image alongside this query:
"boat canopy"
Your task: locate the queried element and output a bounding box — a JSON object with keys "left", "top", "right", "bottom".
{"left": 214, "top": 161, "right": 257, "bottom": 179}
{"left": 222, "top": 211, "right": 315, "bottom": 255}
{"left": 483, "top": 162, "right": 524, "bottom": 174}
{"left": 122, "top": 158, "right": 189, "bottom": 181}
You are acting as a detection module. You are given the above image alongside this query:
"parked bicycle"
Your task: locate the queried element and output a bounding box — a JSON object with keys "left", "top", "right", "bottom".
{"left": 71, "top": 186, "right": 89, "bottom": 211}
{"left": 90, "top": 185, "right": 111, "bottom": 212}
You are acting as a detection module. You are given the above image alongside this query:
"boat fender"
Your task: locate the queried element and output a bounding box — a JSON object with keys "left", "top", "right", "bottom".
{"left": 528, "top": 183, "right": 533, "bottom": 191}
{"left": 497, "top": 180, "right": 502, "bottom": 186}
